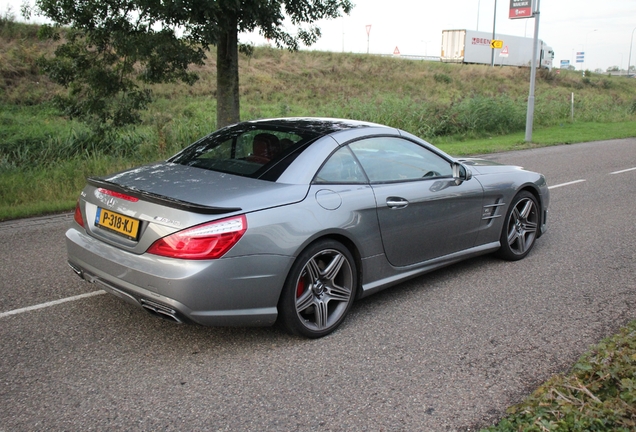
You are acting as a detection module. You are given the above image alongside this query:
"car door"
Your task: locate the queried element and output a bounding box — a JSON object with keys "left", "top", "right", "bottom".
{"left": 349, "top": 137, "right": 484, "bottom": 267}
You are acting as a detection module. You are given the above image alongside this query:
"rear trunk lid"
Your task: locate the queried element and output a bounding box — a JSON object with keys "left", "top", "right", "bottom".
{"left": 78, "top": 162, "right": 309, "bottom": 254}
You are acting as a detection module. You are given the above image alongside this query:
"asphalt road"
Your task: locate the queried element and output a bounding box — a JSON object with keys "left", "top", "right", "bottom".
{"left": 1, "top": 139, "right": 635, "bottom": 431}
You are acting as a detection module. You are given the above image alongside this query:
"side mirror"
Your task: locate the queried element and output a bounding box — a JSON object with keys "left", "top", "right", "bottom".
{"left": 452, "top": 162, "right": 472, "bottom": 184}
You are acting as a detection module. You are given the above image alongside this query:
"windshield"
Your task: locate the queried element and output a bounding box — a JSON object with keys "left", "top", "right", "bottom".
{"left": 169, "top": 124, "right": 321, "bottom": 180}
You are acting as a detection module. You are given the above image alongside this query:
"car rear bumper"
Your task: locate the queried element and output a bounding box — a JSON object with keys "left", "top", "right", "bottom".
{"left": 66, "top": 227, "right": 293, "bottom": 327}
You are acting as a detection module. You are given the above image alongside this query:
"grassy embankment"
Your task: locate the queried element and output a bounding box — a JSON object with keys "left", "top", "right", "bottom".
{"left": 2, "top": 20, "right": 636, "bottom": 221}
{"left": 1, "top": 18, "right": 636, "bottom": 430}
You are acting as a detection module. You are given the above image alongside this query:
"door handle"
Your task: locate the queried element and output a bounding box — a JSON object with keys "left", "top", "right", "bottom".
{"left": 386, "top": 197, "right": 409, "bottom": 209}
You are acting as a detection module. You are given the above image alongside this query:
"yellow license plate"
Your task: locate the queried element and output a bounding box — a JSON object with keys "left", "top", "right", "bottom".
{"left": 95, "top": 208, "right": 140, "bottom": 240}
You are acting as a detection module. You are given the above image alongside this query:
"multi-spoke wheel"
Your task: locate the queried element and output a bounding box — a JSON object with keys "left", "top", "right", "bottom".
{"left": 279, "top": 240, "right": 357, "bottom": 338}
{"left": 496, "top": 191, "right": 540, "bottom": 261}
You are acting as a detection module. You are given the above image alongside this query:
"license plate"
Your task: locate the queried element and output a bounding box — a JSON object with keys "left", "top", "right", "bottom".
{"left": 95, "top": 208, "right": 140, "bottom": 240}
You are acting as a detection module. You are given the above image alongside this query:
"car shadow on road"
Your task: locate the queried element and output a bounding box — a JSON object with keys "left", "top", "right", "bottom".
{"left": 69, "top": 252, "right": 510, "bottom": 355}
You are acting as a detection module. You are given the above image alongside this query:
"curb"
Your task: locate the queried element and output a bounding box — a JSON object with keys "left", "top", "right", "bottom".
{"left": 0, "top": 212, "right": 74, "bottom": 231}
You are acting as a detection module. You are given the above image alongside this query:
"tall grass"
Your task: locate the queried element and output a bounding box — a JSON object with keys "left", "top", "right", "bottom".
{"left": 2, "top": 89, "right": 634, "bottom": 169}
{"left": 322, "top": 95, "right": 528, "bottom": 137}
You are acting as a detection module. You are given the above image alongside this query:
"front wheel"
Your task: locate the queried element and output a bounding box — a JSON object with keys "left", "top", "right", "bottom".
{"left": 278, "top": 240, "right": 357, "bottom": 338}
{"left": 496, "top": 191, "right": 540, "bottom": 261}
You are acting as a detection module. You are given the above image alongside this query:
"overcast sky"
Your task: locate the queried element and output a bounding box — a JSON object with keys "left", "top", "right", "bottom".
{"left": 5, "top": 0, "right": 636, "bottom": 71}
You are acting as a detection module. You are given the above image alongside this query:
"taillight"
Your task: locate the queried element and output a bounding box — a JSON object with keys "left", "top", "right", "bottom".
{"left": 74, "top": 200, "right": 85, "bottom": 228}
{"left": 147, "top": 215, "right": 247, "bottom": 260}
{"left": 97, "top": 188, "right": 139, "bottom": 202}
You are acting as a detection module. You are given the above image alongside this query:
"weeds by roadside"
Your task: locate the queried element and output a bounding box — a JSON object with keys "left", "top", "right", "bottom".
{"left": 482, "top": 320, "right": 636, "bottom": 431}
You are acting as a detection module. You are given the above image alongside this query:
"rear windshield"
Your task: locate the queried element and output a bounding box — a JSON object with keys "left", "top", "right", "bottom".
{"left": 169, "top": 124, "right": 321, "bottom": 180}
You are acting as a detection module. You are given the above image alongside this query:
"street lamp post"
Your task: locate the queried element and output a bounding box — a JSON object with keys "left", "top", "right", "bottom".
{"left": 422, "top": 40, "right": 431, "bottom": 57}
{"left": 477, "top": 0, "right": 481, "bottom": 31}
{"left": 582, "top": 29, "right": 597, "bottom": 71}
{"left": 491, "top": 0, "right": 497, "bottom": 67}
{"left": 628, "top": 27, "right": 636, "bottom": 77}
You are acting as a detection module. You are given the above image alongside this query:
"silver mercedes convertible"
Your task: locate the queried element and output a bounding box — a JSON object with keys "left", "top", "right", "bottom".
{"left": 67, "top": 118, "right": 549, "bottom": 338}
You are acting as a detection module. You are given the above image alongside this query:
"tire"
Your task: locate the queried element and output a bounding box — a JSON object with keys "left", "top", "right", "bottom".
{"left": 496, "top": 191, "right": 540, "bottom": 261}
{"left": 278, "top": 239, "right": 357, "bottom": 338}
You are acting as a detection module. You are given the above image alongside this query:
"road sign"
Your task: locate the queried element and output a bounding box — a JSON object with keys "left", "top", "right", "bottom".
{"left": 576, "top": 52, "right": 584, "bottom": 63}
{"left": 499, "top": 46, "right": 509, "bottom": 57}
{"left": 393, "top": 46, "right": 401, "bottom": 56}
{"left": 490, "top": 40, "right": 504, "bottom": 49}
{"left": 509, "top": 0, "right": 534, "bottom": 19}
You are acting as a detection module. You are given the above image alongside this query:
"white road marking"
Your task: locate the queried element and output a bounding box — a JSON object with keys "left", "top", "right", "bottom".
{"left": 610, "top": 167, "right": 636, "bottom": 175}
{"left": 0, "top": 290, "right": 106, "bottom": 319}
{"left": 548, "top": 179, "right": 586, "bottom": 189}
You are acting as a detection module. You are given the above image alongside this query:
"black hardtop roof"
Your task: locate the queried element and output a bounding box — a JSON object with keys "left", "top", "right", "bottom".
{"left": 231, "top": 117, "right": 388, "bottom": 136}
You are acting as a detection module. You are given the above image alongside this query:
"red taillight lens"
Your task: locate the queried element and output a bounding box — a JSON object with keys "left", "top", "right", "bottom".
{"left": 97, "top": 188, "right": 139, "bottom": 202}
{"left": 74, "top": 200, "right": 85, "bottom": 228}
{"left": 147, "top": 215, "right": 247, "bottom": 260}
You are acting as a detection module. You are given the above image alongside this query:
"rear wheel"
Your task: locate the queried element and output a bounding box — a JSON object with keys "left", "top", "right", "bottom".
{"left": 278, "top": 239, "right": 356, "bottom": 338}
{"left": 496, "top": 191, "right": 539, "bottom": 261}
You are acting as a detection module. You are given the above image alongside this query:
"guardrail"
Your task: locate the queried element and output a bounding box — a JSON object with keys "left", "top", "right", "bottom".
{"left": 376, "top": 54, "right": 441, "bottom": 62}
{"left": 605, "top": 71, "right": 635, "bottom": 77}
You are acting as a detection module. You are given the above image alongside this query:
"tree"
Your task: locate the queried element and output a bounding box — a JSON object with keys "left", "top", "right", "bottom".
{"left": 33, "top": 0, "right": 203, "bottom": 134}
{"left": 34, "top": 0, "right": 353, "bottom": 131}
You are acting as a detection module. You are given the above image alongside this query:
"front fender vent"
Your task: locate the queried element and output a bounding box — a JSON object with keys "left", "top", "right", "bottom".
{"left": 482, "top": 200, "right": 505, "bottom": 223}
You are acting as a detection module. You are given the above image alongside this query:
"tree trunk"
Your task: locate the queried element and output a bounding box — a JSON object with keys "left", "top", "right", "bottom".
{"left": 216, "top": 18, "right": 240, "bottom": 129}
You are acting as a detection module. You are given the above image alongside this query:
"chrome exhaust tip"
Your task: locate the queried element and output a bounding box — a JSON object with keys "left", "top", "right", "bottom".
{"left": 140, "top": 298, "right": 183, "bottom": 324}
{"left": 68, "top": 261, "right": 83, "bottom": 278}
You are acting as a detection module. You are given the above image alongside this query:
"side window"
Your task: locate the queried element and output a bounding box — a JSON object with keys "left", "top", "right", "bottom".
{"left": 315, "top": 147, "right": 367, "bottom": 184}
{"left": 349, "top": 137, "right": 453, "bottom": 182}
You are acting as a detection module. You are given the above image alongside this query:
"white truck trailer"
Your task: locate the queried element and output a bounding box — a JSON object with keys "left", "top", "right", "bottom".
{"left": 440, "top": 29, "right": 554, "bottom": 70}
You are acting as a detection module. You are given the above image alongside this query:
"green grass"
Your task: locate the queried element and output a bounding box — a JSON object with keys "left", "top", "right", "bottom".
{"left": 0, "top": 156, "right": 138, "bottom": 221}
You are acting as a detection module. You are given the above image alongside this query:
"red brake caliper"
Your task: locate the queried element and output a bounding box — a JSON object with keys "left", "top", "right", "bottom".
{"left": 296, "top": 277, "right": 305, "bottom": 298}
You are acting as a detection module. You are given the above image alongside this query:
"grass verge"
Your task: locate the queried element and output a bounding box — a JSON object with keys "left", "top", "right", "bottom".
{"left": 434, "top": 121, "right": 636, "bottom": 156}
{"left": 482, "top": 320, "right": 636, "bottom": 431}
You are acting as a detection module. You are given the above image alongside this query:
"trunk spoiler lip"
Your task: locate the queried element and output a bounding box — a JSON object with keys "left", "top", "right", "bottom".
{"left": 87, "top": 177, "right": 242, "bottom": 215}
